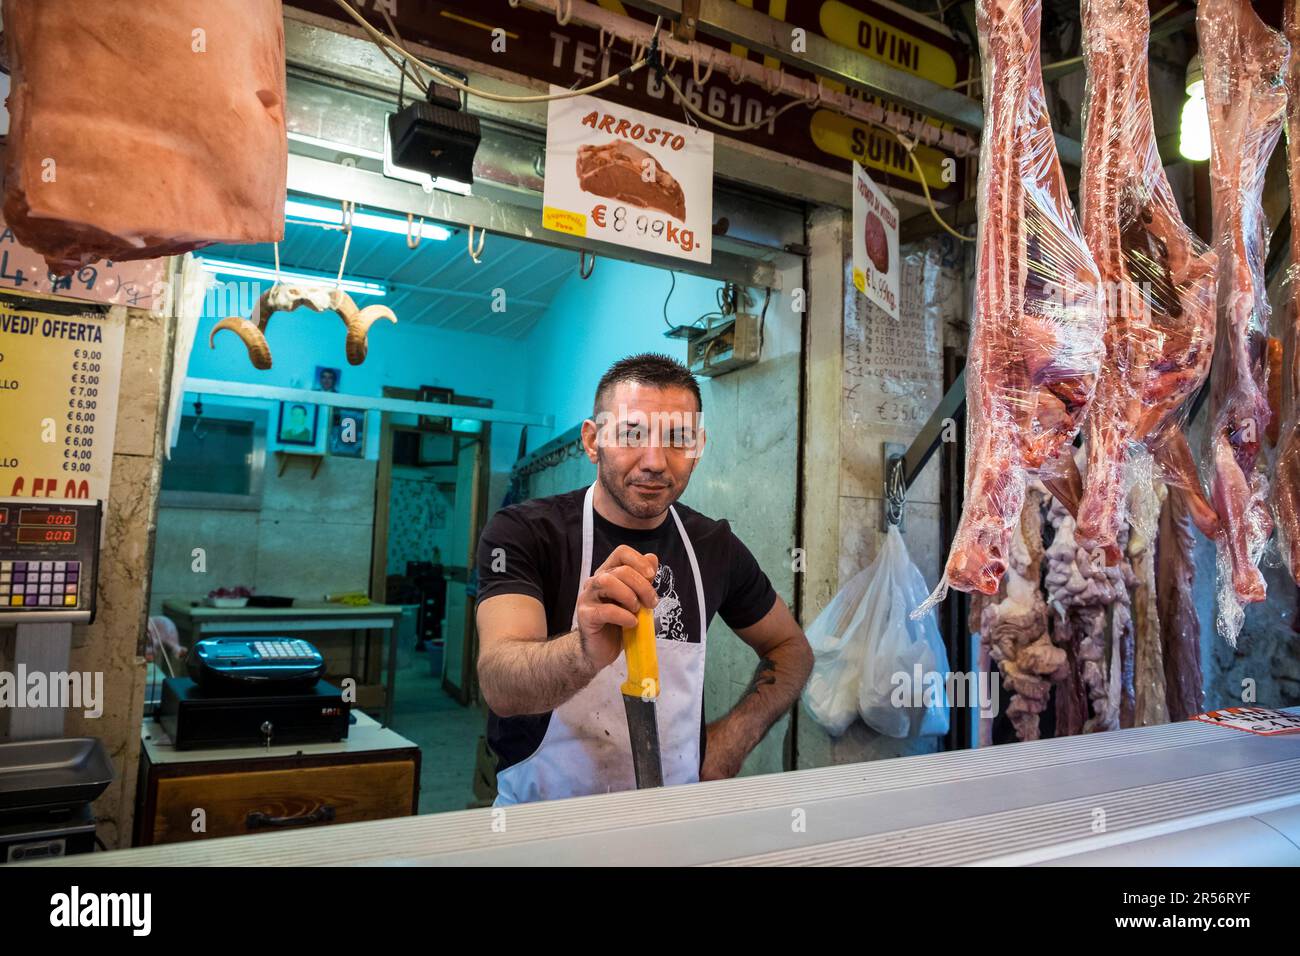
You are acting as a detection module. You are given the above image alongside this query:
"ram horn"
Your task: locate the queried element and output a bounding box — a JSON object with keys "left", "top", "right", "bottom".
{"left": 209, "top": 316, "right": 273, "bottom": 370}
{"left": 333, "top": 292, "right": 397, "bottom": 365}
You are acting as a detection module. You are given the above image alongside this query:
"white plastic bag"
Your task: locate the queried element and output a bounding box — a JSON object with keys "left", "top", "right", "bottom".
{"left": 802, "top": 525, "right": 951, "bottom": 738}
{"left": 801, "top": 560, "right": 877, "bottom": 736}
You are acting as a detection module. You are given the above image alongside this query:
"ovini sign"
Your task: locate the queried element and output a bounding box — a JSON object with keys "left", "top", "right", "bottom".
{"left": 291, "top": 0, "right": 971, "bottom": 205}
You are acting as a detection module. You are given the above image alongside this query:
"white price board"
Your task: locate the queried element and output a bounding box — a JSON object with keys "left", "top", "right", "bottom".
{"left": 852, "top": 163, "right": 900, "bottom": 320}
{"left": 542, "top": 89, "right": 713, "bottom": 264}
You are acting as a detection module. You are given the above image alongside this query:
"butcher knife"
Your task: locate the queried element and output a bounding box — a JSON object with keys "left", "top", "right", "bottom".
{"left": 621, "top": 606, "right": 664, "bottom": 789}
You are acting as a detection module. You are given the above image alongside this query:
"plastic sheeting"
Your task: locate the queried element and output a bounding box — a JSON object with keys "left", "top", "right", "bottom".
{"left": 919, "top": 0, "right": 1103, "bottom": 613}
{"left": 1276, "top": 2, "right": 1300, "bottom": 586}
{"left": 1075, "top": 0, "right": 1219, "bottom": 562}
{"left": 2, "top": 0, "right": 288, "bottom": 273}
{"left": 1198, "top": 0, "right": 1289, "bottom": 644}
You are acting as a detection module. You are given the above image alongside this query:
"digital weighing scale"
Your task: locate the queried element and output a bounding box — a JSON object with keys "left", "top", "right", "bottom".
{"left": 0, "top": 496, "right": 103, "bottom": 741}
{"left": 0, "top": 496, "right": 101, "bottom": 625}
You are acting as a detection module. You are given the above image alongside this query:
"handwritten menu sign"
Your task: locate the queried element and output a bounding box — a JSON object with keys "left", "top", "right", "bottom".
{"left": 843, "top": 248, "right": 943, "bottom": 429}
{"left": 0, "top": 213, "right": 168, "bottom": 311}
{"left": 0, "top": 296, "right": 124, "bottom": 502}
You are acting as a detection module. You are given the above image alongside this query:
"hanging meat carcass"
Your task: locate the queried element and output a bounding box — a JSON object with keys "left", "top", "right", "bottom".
{"left": 1157, "top": 485, "right": 1205, "bottom": 721}
{"left": 1276, "top": 2, "right": 1300, "bottom": 584}
{"left": 976, "top": 485, "right": 1068, "bottom": 742}
{"left": 1045, "top": 473, "right": 1128, "bottom": 735}
{"left": 1075, "top": 0, "right": 1219, "bottom": 561}
{"left": 2, "top": 0, "right": 287, "bottom": 273}
{"left": 1197, "top": 0, "right": 1289, "bottom": 643}
{"left": 919, "top": 0, "right": 1104, "bottom": 613}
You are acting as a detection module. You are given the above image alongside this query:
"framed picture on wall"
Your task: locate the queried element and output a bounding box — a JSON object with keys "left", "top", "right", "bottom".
{"left": 276, "top": 402, "right": 319, "bottom": 446}
{"left": 314, "top": 366, "right": 341, "bottom": 393}
{"left": 417, "top": 385, "right": 453, "bottom": 433}
{"left": 329, "top": 407, "right": 366, "bottom": 458}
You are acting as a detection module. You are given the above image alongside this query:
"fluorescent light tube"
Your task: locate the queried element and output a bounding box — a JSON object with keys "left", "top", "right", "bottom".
{"left": 286, "top": 198, "right": 453, "bottom": 241}
{"left": 197, "top": 257, "right": 387, "bottom": 297}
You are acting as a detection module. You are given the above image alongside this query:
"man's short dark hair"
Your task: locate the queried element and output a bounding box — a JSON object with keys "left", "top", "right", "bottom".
{"left": 593, "top": 353, "right": 702, "bottom": 415}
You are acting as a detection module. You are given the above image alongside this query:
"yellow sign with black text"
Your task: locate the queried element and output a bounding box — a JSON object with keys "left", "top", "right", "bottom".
{"left": 0, "top": 298, "right": 124, "bottom": 502}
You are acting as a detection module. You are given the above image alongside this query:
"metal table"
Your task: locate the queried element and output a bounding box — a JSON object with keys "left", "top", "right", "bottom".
{"left": 161, "top": 600, "right": 405, "bottom": 727}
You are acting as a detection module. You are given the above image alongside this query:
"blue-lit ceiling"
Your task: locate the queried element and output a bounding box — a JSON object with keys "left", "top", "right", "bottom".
{"left": 201, "top": 198, "right": 578, "bottom": 339}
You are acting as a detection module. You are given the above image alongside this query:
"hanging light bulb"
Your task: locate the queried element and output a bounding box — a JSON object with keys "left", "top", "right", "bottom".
{"left": 1180, "top": 54, "right": 1211, "bottom": 162}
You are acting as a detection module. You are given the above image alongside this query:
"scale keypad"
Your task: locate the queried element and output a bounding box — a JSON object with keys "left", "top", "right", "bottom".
{"left": 0, "top": 560, "right": 80, "bottom": 608}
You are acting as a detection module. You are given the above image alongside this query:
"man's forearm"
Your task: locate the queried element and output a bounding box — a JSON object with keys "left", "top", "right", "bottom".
{"left": 706, "top": 638, "right": 812, "bottom": 775}
{"left": 479, "top": 630, "right": 598, "bottom": 716}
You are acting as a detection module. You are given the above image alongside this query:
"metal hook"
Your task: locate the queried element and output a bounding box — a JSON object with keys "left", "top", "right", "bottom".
{"left": 192, "top": 397, "right": 208, "bottom": 440}
{"left": 468, "top": 225, "right": 486, "bottom": 264}
{"left": 629, "top": 34, "right": 648, "bottom": 64}
{"left": 761, "top": 66, "right": 784, "bottom": 96}
{"left": 579, "top": 250, "right": 596, "bottom": 279}
{"left": 406, "top": 214, "right": 423, "bottom": 250}
{"left": 884, "top": 451, "right": 906, "bottom": 527}
{"left": 691, "top": 49, "right": 715, "bottom": 86}
{"left": 555, "top": 0, "right": 573, "bottom": 26}
{"left": 727, "top": 57, "right": 745, "bottom": 86}
{"left": 809, "top": 77, "right": 826, "bottom": 109}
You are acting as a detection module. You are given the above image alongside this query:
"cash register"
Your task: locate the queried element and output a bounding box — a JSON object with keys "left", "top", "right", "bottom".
{"left": 158, "top": 637, "right": 350, "bottom": 750}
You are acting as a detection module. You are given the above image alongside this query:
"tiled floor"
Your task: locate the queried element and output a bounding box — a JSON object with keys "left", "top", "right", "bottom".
{"left": 388, "top": 639, "right": 487, "bottom": 815}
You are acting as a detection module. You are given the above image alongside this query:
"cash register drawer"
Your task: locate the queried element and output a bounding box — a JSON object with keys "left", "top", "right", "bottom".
{"left": 136, "top": 730, "right": 420, "bottom": 846}
{"left": 146, "top": 760, "right": 416, "bottom": 844}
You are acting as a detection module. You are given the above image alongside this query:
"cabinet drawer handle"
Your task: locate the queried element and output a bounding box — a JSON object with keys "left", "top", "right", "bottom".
{"left": 245, "top": 805, "right": 336, "bottom": 830}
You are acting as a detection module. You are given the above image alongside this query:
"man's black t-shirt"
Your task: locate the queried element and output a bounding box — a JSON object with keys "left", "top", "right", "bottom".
{"left": 475, "top": 486, "right": 778, "bottom": 774}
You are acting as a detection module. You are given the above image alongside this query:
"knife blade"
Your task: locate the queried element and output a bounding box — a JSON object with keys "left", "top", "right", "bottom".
{"left": 621, "top": 605, "right": 663, "bottom": 789}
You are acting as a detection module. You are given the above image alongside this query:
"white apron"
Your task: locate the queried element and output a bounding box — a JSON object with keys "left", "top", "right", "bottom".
{"left": 494, "top": 483, "right": 708, "bottom": 805}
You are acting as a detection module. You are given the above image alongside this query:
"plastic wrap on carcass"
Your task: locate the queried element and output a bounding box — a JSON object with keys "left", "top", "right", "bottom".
{"left": 2, "top": 0, "right": 288, "bottom": 273}
{"left": 1075, "top": 0, "right": 1219, "bottom": 562}
{"left": 917, "top": 0, "right": 1103, "bottom": 614}
{"left": 1276, "top": 2, "right": 1300, "bottom": 585}
{"left": 1197, "top": 0, "right": 1289, "bottom": 644}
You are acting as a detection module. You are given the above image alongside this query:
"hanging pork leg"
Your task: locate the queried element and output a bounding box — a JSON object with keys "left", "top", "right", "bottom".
{"left": 1198, "top": 0, "right": 1289, "bottom": 640}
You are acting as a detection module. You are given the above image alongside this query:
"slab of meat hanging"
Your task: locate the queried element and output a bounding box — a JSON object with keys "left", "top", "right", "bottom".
{"left": 1197, "top": 0, "right": 1289, "bottom": 643}
{"left": 1, "top": 0, "right": 288, "bottom": 274}
{"left": 1075, "top": 0, "right": 1219, "bottom": 564}
{"left": 1275, "top": 1, "right": 1300, "bottom": 587}
{"left": 917, "top": 0, "right": 1103, "bottom": 614}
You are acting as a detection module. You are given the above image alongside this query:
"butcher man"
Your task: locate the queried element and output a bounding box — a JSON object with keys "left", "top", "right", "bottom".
{"left": 475, "top": 353, "right": 812, "bottom": 805}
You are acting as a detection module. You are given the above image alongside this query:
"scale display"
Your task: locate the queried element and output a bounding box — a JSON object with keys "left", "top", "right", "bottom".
{"left": 0, "top": 497, "right": 100, "bottom": 624}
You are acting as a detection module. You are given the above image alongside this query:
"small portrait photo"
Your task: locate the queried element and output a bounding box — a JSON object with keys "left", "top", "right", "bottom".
{"left": 277, "top": 402, "right": 318, "bottom": 446}
{"left": 315, "top": 366, "right": 341, "bottom": 393}
{"left": 329, "top": 407, "right": 366, "bottom": 458}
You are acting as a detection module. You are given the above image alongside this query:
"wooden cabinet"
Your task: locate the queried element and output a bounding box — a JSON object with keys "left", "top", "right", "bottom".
{"left": 134, "top": 712, "right": 419, "bottom": 846}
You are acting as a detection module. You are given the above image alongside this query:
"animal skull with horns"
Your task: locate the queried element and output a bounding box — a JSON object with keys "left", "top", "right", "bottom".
{"left": 209, "top": 284, "right": 397, "bottom": 370}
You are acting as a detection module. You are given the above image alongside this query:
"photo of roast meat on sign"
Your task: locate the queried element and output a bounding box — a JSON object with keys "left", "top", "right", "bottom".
{"left": 575, "top": 141, "right": 687, "bottom": 220}
{"left": 865, "top": 211, "right": 889, "bottom": 274}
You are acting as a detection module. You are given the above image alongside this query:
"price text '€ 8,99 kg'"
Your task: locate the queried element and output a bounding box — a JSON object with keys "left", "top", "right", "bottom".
{"left": 590, "top": 203, "right": 698, "bottom": 255}
{"left": 64, "top": 348, "right": 99, "bottom": 474}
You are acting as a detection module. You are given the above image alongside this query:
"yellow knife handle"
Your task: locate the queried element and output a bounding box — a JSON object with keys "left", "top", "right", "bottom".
{"left": 620, "top": 606, "right": 659, "bottom": 700}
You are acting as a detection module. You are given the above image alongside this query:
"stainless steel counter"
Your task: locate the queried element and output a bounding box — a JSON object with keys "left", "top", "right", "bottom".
{"left": 33, "top": 712, "right": 1300, "bottom": 866}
